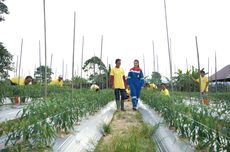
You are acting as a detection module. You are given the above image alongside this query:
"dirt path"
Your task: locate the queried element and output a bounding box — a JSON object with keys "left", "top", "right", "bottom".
{"left": 94, "top": 101, "right": 156, "bottom": 152}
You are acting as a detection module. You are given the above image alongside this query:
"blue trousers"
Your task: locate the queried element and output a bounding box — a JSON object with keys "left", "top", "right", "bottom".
{"left": 130, "top": 84, "right": 141, "bottom": 108}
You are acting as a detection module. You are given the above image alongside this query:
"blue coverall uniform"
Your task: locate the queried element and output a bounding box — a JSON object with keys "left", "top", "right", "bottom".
{"left": 127, "top": 67, "right": 144, "bottom": 108}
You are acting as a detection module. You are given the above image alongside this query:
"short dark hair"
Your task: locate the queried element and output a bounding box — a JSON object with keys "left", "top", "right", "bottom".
{"left": 200, "top": 70, "right": 205, "bottom": 74}
{"left": 25, "top": 76, "right": 33, "bottom": 80}
{"left": 115, "top": 59, "right": 121, "bottom": 64}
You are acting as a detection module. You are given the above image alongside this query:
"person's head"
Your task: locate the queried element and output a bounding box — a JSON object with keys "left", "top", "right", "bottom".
{"left": 24, "top": 76, "right": 33, "bottom": 85}
{"left": 200, "top": 70, "right": 205, "bottom": 77}
{"left": 161, "top": 83, "right": 166, "bottom": 90}
{"left": 115, "top": 59, "right": 121, "bottom": 68}
{"left": 58, "top": 75, "right": 63, "bottom": 81}
{"left": 134, "top": 59, "right": 139, "bottom": 68}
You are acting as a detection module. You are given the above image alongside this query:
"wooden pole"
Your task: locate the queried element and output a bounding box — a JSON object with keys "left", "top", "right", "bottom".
{"left": 152, "top": 40, "right": 156, "bottom": 72}
{"left": 215, "top": 51, "right": 217, "bottom": 92}
{"left": 143, "top": 54, "right": 146, "bottom": 75}
{"left": 186, "top": 58, "right": 188, "bottom": 71}
{"left": 18, "top": 39, "right": 23, "bottom": 84}
{"left": 156, "top": 54, "right": 159, "bottom": 72}
{"left": 195, "top": 36, "right": 201, "bottom": 92}
{"left": 106, "top": 56, "right": 109, "bottom": 89}
{"left": 80, "top": 36, "right": 84, "bottom": 89}
{"left": 62, "top": 60, "right": 64, "bottom": 79}
{"left": 43, "top": 0, "right": 48, "bottom": 98}
{"left": 15, "top": 55, "right": 18, "bottom": 77}
{"left": 100, "top": 35, "right": 103, "bottom": 89}
{"left": 163, "top": 0, "right": 173, "bottom": 91}
{"left": 72, "top": 11, "right": 76, "bottom": 97}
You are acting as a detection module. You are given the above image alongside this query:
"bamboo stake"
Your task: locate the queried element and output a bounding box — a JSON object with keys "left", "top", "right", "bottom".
{"left": 215, "top": 51, "right": 217, "bottom": 92}
{"left": 15, "top": 55, "right": 18, "bottom": 77}
{"left": 195, "top": 36, "right": 201, "bottom": 92}
{"left": 106, "top": 56, "right": 109, "bottom": 89}
{"left": 43, "top": 0, "right": 48, "bottom": 98}
{"left": 62, "top": 60, "right": 64, "bottom": 79}
{"left": 143, "top": 54, "right": 146, "bottom": 75}
{"left": 163, "top": 0, "right": 173, "bottom": 91}
{"left": 80, "top": 36, "right": 84, "bottom": 89}
{"left": 100, "top": 35, "right": 103, "bottom": 89}
{"left": 18, "top": 39, "right": 23, "bottom": 84}
{"left": 72, "top": 11, "right": 76, "bottom": 98}
{"left": 152, "top": 40, "right": 156, "bottom": 72}
{"left": 156, "top": 55, "right": 159, "bottom": 72}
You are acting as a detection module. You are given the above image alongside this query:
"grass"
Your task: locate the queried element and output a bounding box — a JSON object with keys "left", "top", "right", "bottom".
{"left": 94, "top": 102, "right": 156, "bottom": 152}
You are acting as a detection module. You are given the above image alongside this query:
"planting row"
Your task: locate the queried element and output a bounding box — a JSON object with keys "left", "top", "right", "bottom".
{"left": 0, "top": 83, "right": 73, "bottom": 105}
{"left": 0, "top": 89, "right": 114, "bottom": 151}
{"left": 141, "top": 90, "right": 230, "bottom": 151}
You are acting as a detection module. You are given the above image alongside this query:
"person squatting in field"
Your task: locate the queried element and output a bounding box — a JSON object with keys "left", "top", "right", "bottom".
{"left": 10, "top": 75, "right": 33, "bottom": 104}
{"left": 160, "top": 83, "right": 170, "bottom": 97}
{"left": 110, "top": 59, "right": 127, "bottom": 111}
{"left": 50, "top": 75, "right": 64, "bottom": 87}
{"left": 191, "top": 69, "right": 209, "bottom": 105}
{"left": 127, "top": 59, "right": 145, "bottom": 111}
{"left": 90, "top": 83, "right": 100, "bottom": 92}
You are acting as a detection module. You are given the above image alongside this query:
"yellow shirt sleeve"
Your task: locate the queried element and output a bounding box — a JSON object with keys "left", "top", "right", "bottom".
{"left": 110, "top": 68, "right": 114, "bottom": 76}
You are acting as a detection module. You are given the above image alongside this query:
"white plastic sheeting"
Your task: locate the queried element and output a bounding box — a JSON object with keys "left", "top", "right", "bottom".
{"left": 138, "top": 101, "right": 195, "bottom": 152}
{"left": 53, "top": 101, "right": 116, "bottom": 152}
{"left": 0, "top": 105, "right": 23, "bottom": 123}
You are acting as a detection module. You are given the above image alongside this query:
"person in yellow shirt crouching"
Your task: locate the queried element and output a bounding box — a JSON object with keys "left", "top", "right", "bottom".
{"left": 50, "top": 75, "right": 63, "bottom": 87}
{"left": 160, "top": 83, "right": 170, "bottom": 97}
{"left": 90, "top": 83, "right": 100, "bottom": 92}
{"left": 10, "top": 76, "right": 33, "bottom": 104}
{"left": 145, "top": 83, "right": 158, "bottom": 91}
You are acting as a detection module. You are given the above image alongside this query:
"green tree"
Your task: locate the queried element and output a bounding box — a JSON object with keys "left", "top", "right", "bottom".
{"left": 148, "top": 72, "right": 162, "bottom": 84}
{"left": 82, "top": 56, "right": 108, "bottom": 87}
{"left": 34, "top": 65, "right": 53, "bottom": 83}
{"left": 0, "top": 42, "right": 13, "bottom": 79}
{"left": 0, "top": 0, "right": 9, "bottom": 22}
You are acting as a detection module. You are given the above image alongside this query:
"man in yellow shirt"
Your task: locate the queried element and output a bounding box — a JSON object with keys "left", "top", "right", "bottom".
{"left": 160, "top": 83, "right": 170, "bottom": 96}
{"left": 50, "top": 75, "right": 63, "bottom": 87}
{"left": 110, "top": 59, "right": 127, "bottom": 111}
{"left": 10, "top": 76, "right": 33, "bottom": 104}
{"left": 10, "top": 76, "right": 33, "bottom": 85}
{"left": 90, "top": 83, "right": 100, "bottom": 92}
{"left": 191, "top": 70, "right": 209, "bottom": 105}
{"left": 145, "top": 83, "right": 157, "bottom": 91}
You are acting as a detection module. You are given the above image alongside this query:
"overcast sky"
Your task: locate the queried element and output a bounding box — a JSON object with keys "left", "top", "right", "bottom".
{"left": 0, "top": 0, "right": 229, "bottom": 80}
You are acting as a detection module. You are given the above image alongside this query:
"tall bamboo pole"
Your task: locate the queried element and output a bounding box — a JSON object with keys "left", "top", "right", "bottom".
{"left": 143, "top": 54, "right": 146, "bottom": 75}
{"left": 215, "top": 51, "right": 217, "bottom": 92}
{"left": 80, "top": 36, "right": 84, "bottom": 89}
{"left": 15, "top": 55, "right": 18, "bottom": 77}
{"left": 43, "top": 0, "right": 48, "bottom": 98}
{"left": 195, "top": 36, "right": 201, "bottom": 92}
{"left": 62, "top": 60, "right": 64, "bottom": 79}
{"left": 72, "top": 12, "right": 76, "bottom": 97}
{"left": 18, "top": 39, "right": 23, "bottom": 84}
{"left": 163, "top": 0, "right": 173, "bottom": 91}
{"left": 152, "top": 40, "right": 155, "bottom": 72}
{"left": 156, "top": 55, "right": 159, "bottom": 72}
{"left": 100, "top": 35, "right": 103, "bottom": 89}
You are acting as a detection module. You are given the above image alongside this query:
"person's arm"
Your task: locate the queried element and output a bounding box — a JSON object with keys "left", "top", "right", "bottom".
{"left": 191, "top": 75, "right": 199, "bottom": 84}
{"left": 123, "top": 76, "right": 127, "bottom": 89}
{"left": 110, "top": 75, "right": 114, "bottom": 88}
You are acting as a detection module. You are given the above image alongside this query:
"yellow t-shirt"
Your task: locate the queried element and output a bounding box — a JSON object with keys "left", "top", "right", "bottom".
{"left": 161, "top": 89, "right": 170, "bottom": 96}
{"left": 10, "top": 77, "right": 25, "bottom": 85}
{"left": 90, "top": 84, "right": 100, "bottom": 91}
{"left": 147, "top": 83, "right": 157, "bottom": 91}
{"left": 110, "top": 67, "right": 125, "bottom": 89}
{"left": 196, "top": 76, "right": 209, "bottom": 92}
{"left": 50, "top": 79, "right": 63, "bottom": 86}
